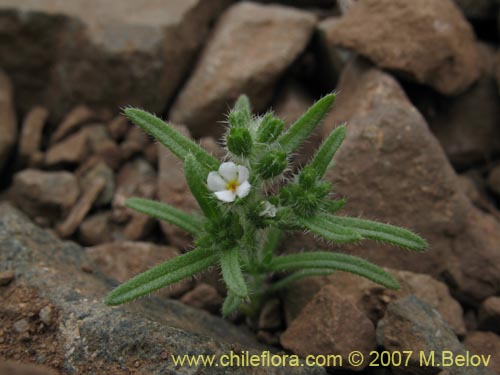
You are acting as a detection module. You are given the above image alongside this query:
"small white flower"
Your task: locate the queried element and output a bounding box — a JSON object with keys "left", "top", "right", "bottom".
{"left": 259, "top": 201, "right": 277, "bottom": 218}
{"left": 207, "top": 162, "right": 251, "bottom": 203}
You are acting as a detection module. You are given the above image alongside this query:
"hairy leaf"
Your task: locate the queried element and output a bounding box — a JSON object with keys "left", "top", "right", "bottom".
{"left": 300, "top": 214, "right": 363, "bottom": 243}
{"left": 222, "top": 291, "right": 243, "bottom": 317}
{"left": 308, "top": 124, "right": 346, "bottom": 178}
{"left": 220, "top": 247, "right": 248, "bottom": 298}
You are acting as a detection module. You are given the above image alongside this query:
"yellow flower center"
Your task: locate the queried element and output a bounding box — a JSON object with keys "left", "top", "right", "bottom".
{"left": 226, "top": 180, "right": 239, "bottom": 192}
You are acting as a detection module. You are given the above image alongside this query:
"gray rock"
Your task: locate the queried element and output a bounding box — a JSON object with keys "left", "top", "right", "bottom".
{"left": 0, "top": 203, "right": 325, "bottom": 374}
{"left": 0, "top": 0, "right": 231, "bottom": 119}
{"left": 170, "top": 1, "right": 316, "bottom": 137}
{"left": 377, "top": 296, "right": 493, "bottom": 374}
{"left": 323, "top": 0, "right": 481, "bottom": 95}
{"left": 0, "top": 69, "right": 17, "bottom": 172}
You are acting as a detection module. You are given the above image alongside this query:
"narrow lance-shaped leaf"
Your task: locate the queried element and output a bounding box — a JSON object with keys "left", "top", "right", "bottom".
{"left": 278, "top": 93, "right": 336, "bottom": 154}
{"left": 105, "top": 247, "right": 218, "bottom": 305}
{"left": 265, "top": 268, "right": 336, "bottom": 295}
{"left": 233, "top": 95, "right": 251, "bottom": 121}
{"left": 308, "top": 124, "right": 346, "bottom": 178}
{"left": 300, "top": 213, "right": 363, "bottom": 243}
{"left": 267, "top": 251, "right": 400, "bottom": 290}
{"left": 222, "top": 291, "right": 243, "bottom": 317}
{"left": 220, "top": 247, "right": 248, "bottom": 298}
{"left": 126, "top": 197, "right": 203, "bottom": 235}
{"left": 124, "top": 108, "right": 219, "bottom": 170}
{"left": 324, "top": 215, "right": 428, "bottom": 251}
{"left": 184, "top": 154, "right": 220, "bottom": 220}
{"left": 262, "top": 227, "right": 282, "bottom": 265}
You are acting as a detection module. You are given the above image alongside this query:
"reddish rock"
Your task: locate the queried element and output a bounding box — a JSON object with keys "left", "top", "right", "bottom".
{"left": 50, "top": 105, "right": 96, "bottom": 143}
{"left": 323, "top": 0, "right": 480, "bottom": 94}
{"left": 281, "top": 285, "right": 376, "bottom": 370}
{"left": 18, "top": 106, "right": 49, "bottom": 166}
{"left": 478, "top": 296, "right": 500, "bottom": 334}
{"left": 170, "top": 2, "right": 316, "bottom": 137}
{"left": 87, "top": 241, "right": 192, "bottom": 298}
{"left": 316, "top": 58, "right": 500, "bottom": 304}
{"left": 0, "top": 1, "right": 231, "bottom": 119}
{"left": 180, "top": 283, "right": 223, "bottom": 314}
{"left": 0, "top": 69, "right": 17, "bottom": 172}
{"left": 464, "top": 331, "right": 500, "bottom": 375}
{"left": 11, "top": 169, "right": 79, "bottom": 223}
{"left": 44, "top": 130, "right": 89, "bottom": 167}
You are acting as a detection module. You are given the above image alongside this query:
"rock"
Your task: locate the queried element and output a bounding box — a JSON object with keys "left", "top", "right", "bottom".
{"left": 454, "top": 0, "right": 497, "bottom": 19}
{"left": 78, "top": 212, "right": 116, "bottom": 245}
{"left": 283, "top": 269, "right": 466, "bottom": 336}
{"left": 323, "top": 0, "right": 480, "bottom": 95}
{"left": 0, "top": 361, "right": 58, "bottom": 375}
{"left": 76, "top": 159, "right": 115, "bottom": 207}
{"left": 180, "top": 283, "right": 224, "bottom": 314}
{"left": 377, "top": 296, "right": 492, "bottom": 375}
{"left": 0, "top": 69, "right": 17, "bottom": 172}
{"left": 38, "top": 305, "right": 53, "bottom": 325}
{"left": 107, "top": 114, "right": 130, "bottom": 141}
{"left": 11, "top": 169, "right": 80, "bottom": 223}
{"left": 17, "top": 106, "right": 49, "bottom": 166}
{"left": 1, "top": 204, "right": 326, "bottom": 375}
{"left": 318, "top": 58, "right": 500, "bottom": 304}
{"left": 280, "top": 285, "right": 376, "bottom": 370}
{"left": 120, "top": 126, "right": 151, "bottom": 160}
{"left": 83, "top": 124, "right": 122, "bottom": 170}
{"left": 44, "top": 130, "right": 89, "bottom": 167}
{"left": 464, "top": 331, "right": 500, "bottom": 375}
{"left": 13, "top": 318, "right": 29, "bottom": 333}
{"left": 123, "top": 212, "right": 155, "bottom": 241}
{"left": 170, "top": 2, "right": 316, "bottom": 137}
{"left": 0, "top": 270, "right": 15, "bottom": 286}
{"left": 478, "top": 296, "right": 500, "bottom": 334}
{"left": 50, "top": 105, "right": 96, "bottom": 143}
{"left": 56, "top": 176, "right": 106, "bottom": 238}
{"left": 0, "top": 1, "right": 232, "bottom": 120}
{"left": 414, "top": 44, "right": 500, "bottom": 168}
{"left": 487, "top": 165, "right": 500, "bottom": 198}
{"left": 258, "top": 299, "right": 282, "bottom": 331}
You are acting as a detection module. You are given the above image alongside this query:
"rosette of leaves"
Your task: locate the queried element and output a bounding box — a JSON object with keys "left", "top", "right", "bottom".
{"left": 105, "top": 94, "right": 428, "bottom": 317}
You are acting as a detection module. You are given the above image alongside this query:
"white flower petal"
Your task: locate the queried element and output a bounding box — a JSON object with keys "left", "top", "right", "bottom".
{"left": 207, "top": 172, "right": 226, "bottom": 192}
{"left": 214, "top": 190, "right": 236, "bottom": 202}
{"left": 259, "top": 201, "right": 277, "bottom": 217}
{"left": 237, "top": 165, "right": 250, "bottom": 184}
{"left": 235, "top": 181, "right": 251, "bottom": 198}
{"left": 218, "top": 162, "right": 238, "bottom": 182}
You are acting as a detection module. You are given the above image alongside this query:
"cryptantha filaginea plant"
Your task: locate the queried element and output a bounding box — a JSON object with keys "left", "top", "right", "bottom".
{"left": 105, "top": 94, "right": 428, "bottom": 317}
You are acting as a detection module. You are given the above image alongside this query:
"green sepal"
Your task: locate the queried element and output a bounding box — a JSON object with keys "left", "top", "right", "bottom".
{"left": 256, "top": 113, "right": 285, "bottom": 143}
{"left": 123, "top": 108, "right": 218, "bottom": 170}
{"left": 105, "top": 247, "right": 218, "bottom": 305}
{"left": 184, "top": 154, "right": 220, "bottom": 220}
{"left": 267, "top": 251, "right": 400, "bottom": 290}
{"left": 233, "top": 95, "right": 252, "bottom": 124}
{"left": 126, "top": 197, "right": 203, "bottom": 235}
{"left": 226, "top": 127, "right": 253, "bottom": 156}
{"left": 278, "top": 93, "right": 335, "bottom": 154}
{"left": 256, "top": 150, "right": 288, "bottom": 179}
{"left": 324, "top": 215, "right": 428, "bottom": 251}
{"left": 300, "top": 214, "right": 363, "bottom": 243}
{"left": 220, "top": 247, "right": 248, "bottom": 298}
{"left": 308, "top": 124, "right": 346, "bottom": 178}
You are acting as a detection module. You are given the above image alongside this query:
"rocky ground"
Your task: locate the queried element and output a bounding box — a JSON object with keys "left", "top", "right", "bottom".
{"left": 0, "top": 0, "right": 500, "bottom": 374}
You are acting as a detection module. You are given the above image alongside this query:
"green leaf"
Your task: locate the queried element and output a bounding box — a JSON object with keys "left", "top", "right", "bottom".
{"left": 278, "top": 93, "right": 336, "bottom": 154}
{"left": 233, "top": 95, "right": 252, "bottom": 121}
{"left": 124, "top": 108, "right": 219, "bottom": 170}
{"left": 262, "top": 227, "right": 282, "bottom": 265}
{"left": 220, "top": 247, "right": 248, "bottom": 298}
{"left": 222, "top": 291, "right": 243, "bottom": 317}
{"left": 300, "top": 214, "right": 363, "bottom": 243}
{"left": 126, "top": 197, "right": 203, "bottom": 235}
{"left": 184, "top": 154, "right": 220, "bottom": 220}
{"left": 309, "top": 124, "right": 346, "bottom": 178}
{"left": 325, "top": 215, "right": 428, "bottom": 251}
{"left": 105, "top": 248, "right": 218, "bottom": 305}
{"left": 266, "top": 268, "right": 336, "bottom": 294}
{"left": 268, "top": 251, "right": 400, "bottom": 289}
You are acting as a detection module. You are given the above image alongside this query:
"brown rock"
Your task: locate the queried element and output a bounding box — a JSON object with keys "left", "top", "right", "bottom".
{"left": 487, "top": 165, "right": 500, "bottom": 198}
{"left": 87, "top": 241, "right": 192, "bottom": 298}
{"left": 76, "top": 159, "right": 115, "bottom": 207}
{"left": 464, "top": 331, "right": 500, "bottom": 375}
{"left": 318, "top": 58, "right": 500, "bottom": 304}
{"left": 180, "top": 283, "right": 223, "bottom": 314}
{"left": 123, "top": 212, "right": 155, "bottom": 241}
{"left": 107, "top": 115, "right": 130, "bottom": 141}
{"left": 323, "top": 0, "right": 480, "bottom": 94}
{"left": 0, "top": 270, "right": 15, "bottom": 286}
{"left": 0, "top": 361, "right": 58, "bottom": 375}
{"left": 50, "top": 105, "right": 96, "bottom": 143}
{"left": 170, "top": 2, "right": 316, "bottom": 137}
{"left": 44, "top": 130, "right": 89, "bottom": 167}
{"left": 11, "top": 169, "right": 80, "bottom": 222}
{"left": 120, "top": 126, "right": 151, "bottom": 160}
{"left": 280, "top": 285, "right": 376, "bottom": 370}
{"left": 258, "top": 299, "right": 282, "bottom": 331}
{"left": 78, "top": 211, "right": 115, "bottom": 245}
{"left": 478, "top": 296, "right": 500, "bottom": 334}
{"left": 0, "top": 69, "right": 17, "bottom": 172}
{"left": 56, "top": 176, "right": 106, "bottom": 238}
{"left": 17, "top": 106, "right": 49, "bottom": 166}
{"left": 454, "top": 0, "right": 497, "bottom": 19}
{"left": 83, "top": 124, "right": 121, "bottom": 170}
{"left": 0, "top": 1, "right": 231, "bottom": 120}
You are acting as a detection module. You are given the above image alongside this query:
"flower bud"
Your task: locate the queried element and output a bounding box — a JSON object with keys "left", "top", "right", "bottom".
{"left": 229, "top": 110, "right": 249, "bottom": 128}
{"left": 256, "top": 150, "right": 288, "bottom": 179}
{"left": 226, "top": 127, "right": 253, "bottom": 157}
{"left": 298, "top": 166, "right": 318, "bottom": 188}
{"left": 256, "top": 114, "right": 284, "bottom": 143}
